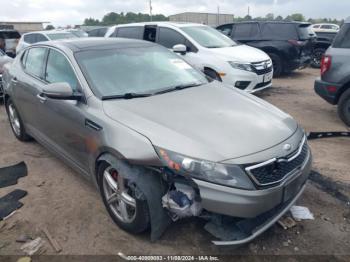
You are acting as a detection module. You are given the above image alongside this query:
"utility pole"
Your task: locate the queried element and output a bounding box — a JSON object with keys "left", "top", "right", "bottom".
{"left": 149, "top": 0, "right": 153, "bottom": 21}
{"left": 217, "top": 5, "right": 220, "bottom": 26}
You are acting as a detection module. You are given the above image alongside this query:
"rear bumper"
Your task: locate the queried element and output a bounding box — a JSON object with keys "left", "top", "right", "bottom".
{"left": 314, "top": 78, "right": 342, "bottom": 105}
{"left": 193, "top": 148, "right": 311, "bottom": 218}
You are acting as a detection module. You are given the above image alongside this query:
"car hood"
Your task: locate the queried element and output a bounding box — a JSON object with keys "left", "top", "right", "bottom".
{"left": 103, "top": 82, "right": 297, "bottom": 162}
{"left": 208, "top": 44, "right": 270, "bottom": 63}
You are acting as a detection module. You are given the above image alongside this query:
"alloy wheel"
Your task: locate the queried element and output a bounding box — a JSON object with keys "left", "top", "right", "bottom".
{"left": 102, "top": 167, "right": 137, "bottom": 223}
{"left": 8, "top": 103, "right": 21, "bottom": 136}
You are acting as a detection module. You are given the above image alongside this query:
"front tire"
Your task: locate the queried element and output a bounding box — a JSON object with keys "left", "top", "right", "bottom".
{"left": 5, "top": 98, "right": 31, "bottom": 141}
{"left": 269, "top": 53, "right": 283, "bottom": 77}
{"left": 98, "top": 162, "right": 150, "bottom": 234}
{"left": 338, "top": 89, "right": 350, "bottom": 126}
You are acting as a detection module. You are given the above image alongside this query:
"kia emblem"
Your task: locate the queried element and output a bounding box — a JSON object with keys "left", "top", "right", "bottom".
{"left": 283, "top": 144, "right": 292, "bottom": 151}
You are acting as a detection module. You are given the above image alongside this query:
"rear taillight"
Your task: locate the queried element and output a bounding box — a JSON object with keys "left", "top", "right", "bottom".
{"left": 321, "top": 55, "right": 331, "bottom": 76}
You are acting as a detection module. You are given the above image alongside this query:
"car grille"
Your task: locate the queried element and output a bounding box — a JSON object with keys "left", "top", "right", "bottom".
{"left": 246, "top": 138, "right": 308, "bottom": 187}
{"left": 251, "top": 60, "right": 273, "bottom": 75}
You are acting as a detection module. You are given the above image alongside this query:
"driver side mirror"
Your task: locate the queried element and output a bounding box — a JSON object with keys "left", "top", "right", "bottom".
{"left": 42, "top": 82, "right": 82, "bottom": 100}
{"left": 172, "top": 44, "right": 187, "bottom": 55}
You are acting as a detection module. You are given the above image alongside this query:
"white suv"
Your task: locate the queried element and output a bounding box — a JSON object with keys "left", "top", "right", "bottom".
{"left": 16, "top": 30, "right": 77, "bottom": 54}
{"left": 105, "top": 22, "right": 273, "bottom": 93}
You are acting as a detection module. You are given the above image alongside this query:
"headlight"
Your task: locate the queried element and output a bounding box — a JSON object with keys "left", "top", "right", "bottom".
{"left": 228, "top": 61, "right": 254, "bottom": 72}
{"left": 155, "top": 147, "right": 255, "bottom": 190}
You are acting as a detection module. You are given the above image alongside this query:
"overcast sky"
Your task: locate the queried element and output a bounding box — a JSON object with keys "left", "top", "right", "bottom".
{"left": 1, "top": 0, "right": 349, "bottom": 27}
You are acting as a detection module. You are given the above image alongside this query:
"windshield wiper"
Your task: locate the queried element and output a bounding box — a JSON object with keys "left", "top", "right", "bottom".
{"left": 154, "top": 83, "right": 203, "bottom": 95}
{"left": 101, "top": 93, "right": 152, "bottom": 100}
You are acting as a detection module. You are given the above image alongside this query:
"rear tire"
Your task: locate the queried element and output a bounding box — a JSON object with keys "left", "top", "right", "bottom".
{"left": 5, "top": 98, "right": 31, "bottom": 141}
{"left": 311, "top": 48, "right": 326, "bottom": 68}
{"left": 338, "top": 89, "right": 350, "bottom": 126}
{"left": 98, "top": 161, "right": 150, "bottom": 234}
{"left": 269, "top": 53, "right": 283, "bottom": 77}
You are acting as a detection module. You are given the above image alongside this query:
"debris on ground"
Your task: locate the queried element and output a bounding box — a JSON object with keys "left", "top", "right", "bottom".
{"left": 0, "top": 190, "right": 27, "bottom": 220}
{"left": 42, "top": 227, "right": 62, "bottom": 253}
{"left": 20, "top": 237, "right": 45, "bottom": 255}
{"left": 290, "top": 206, "right": 314, "bottom": 221}
{"left": 321, "top": 214, "right": 331, "bottom": 222}
{"left": 278, "top": 216, "right": 297, "bottom": 229}
{"left": 16, "top": 234, "right": 33, "bottom": 243}
{"left": 0, "top": 162, "right": 27, "bottom": 188}
{"left": 17, "top": 257, "right": 31, "bottom": 262}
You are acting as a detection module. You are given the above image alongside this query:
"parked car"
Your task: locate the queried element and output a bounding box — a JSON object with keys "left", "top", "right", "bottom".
{"left": 312, "top": 23, "right": 340, "bottom": 33}
{"left": 0, "top": 49, "right": 13, "bottom": 100}
{"left": 16, "top": 31, "right": 77, "bottom": 54}
{"left": 314, "top": 18, "right": 350, "bottom": 126}
{"left": 65, "top": 29, "right": 88, "bottom": 38}
{"left": 87, "top": 27, "right": 108, "bottom": 37}
{"left": 105, "top": 22, "right": 273, "bottom": 93}
{"left": 217, "top": 21, "right": 316, "bottom": 77}
{"left": 0, "top": 29, "right": 21, "bottom": 57}
{"left": 2, "top": 38, "right": 311, "bottom": 245}
{"left": 311, "top": 32, "right": 337, "bottom": 68}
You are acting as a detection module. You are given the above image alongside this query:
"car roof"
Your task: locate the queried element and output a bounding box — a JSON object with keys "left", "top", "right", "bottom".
{"left": 24, "top": 30, "right": 74, "bottom": 35}
{"left": 32, "top": 37, "right": 156, "bottom": 52}
{"left": 218, "top": 21, "right": 311, "bottom": 27}
{"left": 115, "top": 21, "right": 206, "bottom": 28}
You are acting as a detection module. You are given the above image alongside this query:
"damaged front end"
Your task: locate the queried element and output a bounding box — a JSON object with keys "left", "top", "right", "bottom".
{"left": 154, "top": 138, "right": 312, "bottom": 245}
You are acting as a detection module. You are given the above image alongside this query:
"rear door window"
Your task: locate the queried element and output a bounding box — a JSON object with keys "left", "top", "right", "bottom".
{"left": 333, "top": 24, "right": 350, "bottom": 48}
{"left": 25, "top": 47, "right": 47, "bottom": 78}
{"left": 217, "top": 24, "right": 233, "bottom": 36}
{"left": 23, "top": 34, "right": 36, "bottom": 44}
{"left": 36, "top": 34, "right": 48, "bottom": 42}
{"left": 116, "top": 27, "right": 143, "bottom": 39}
{"left": 157, "top": 27, "right": 186, "bottom": 48}
{"left": 233, "top": 23, "right": 259, "bottom": 39}
{"left": 45, "top": 49, "right": 78, "bottom": 90}
{"left": 261, "top": 23, "right": 298, "bottom": 40}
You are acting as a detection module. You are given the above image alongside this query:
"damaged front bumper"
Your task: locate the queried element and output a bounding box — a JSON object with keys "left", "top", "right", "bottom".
{"left": 192, "top": 149, "right": 311, "bottom": 245}
{"left": 211, "top": 183, "right": 306, "bottom": 245}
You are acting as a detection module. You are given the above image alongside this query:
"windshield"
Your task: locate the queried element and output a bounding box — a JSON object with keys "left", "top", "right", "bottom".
{"left": 75, "top": 46, "right": 208, "bottom": 98}
{"left": 46, "top": 33, "right": 77, "bottom": 40}
{"left": 181, "top": 26, "right": 237, "bottom": 48}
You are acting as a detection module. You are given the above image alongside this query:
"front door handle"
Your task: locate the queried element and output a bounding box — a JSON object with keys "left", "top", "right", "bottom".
{"left": 36, "top": 93, "right": 47, "bottom": 103}
{"left": 11, "top": 77, "right": 18, "bottom": 83}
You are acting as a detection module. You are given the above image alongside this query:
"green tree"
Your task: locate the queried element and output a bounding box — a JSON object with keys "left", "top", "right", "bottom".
{"left": 275, "top": 15, "right": 284, "bottom": 21}
{"left": 83, "top": 18, "right": 100, "bottom": 26}
{"left": 265, "top": 13, "right": 274, "bottom": 21}
{"left": 45, "top": 25, "right": 55, "bottom": 30}
{"left": 289, "top": 13, "right": 305, "bottom": 22}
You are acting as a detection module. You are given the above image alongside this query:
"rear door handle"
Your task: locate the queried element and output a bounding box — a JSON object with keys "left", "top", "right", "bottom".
{"left": 36, "top": 93, "right": 47, "bottom": 103}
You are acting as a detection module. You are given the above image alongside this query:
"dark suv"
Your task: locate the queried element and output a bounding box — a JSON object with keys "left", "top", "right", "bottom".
{"left": 0, "top": 27, "right": 21, "bottom": 58}
{"left": 217, "top": 21, "right": 316, "bottom": 76}
{"left": 314, "top": 18, "right": 350, "bottom": 126}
